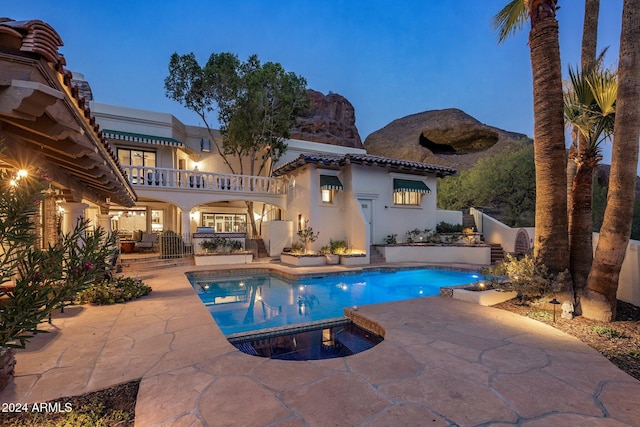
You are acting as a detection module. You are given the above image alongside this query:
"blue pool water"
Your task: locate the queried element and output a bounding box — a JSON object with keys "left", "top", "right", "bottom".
{"left": 187, "top": 269, "right": 479, "bottom": 335}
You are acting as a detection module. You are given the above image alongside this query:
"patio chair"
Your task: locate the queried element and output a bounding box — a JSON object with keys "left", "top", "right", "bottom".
{"left": 135, "top": 233, "right": 158, "bottom": 252}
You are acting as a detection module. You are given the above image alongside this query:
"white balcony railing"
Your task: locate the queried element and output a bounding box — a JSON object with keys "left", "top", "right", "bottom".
{"left": 123, "top": 166, "right": 287, "bottom": 195}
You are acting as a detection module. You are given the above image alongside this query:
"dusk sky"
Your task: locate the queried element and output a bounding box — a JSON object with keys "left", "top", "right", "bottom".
{"left": 5, "top": 1, "right": 624, "bottom": 164}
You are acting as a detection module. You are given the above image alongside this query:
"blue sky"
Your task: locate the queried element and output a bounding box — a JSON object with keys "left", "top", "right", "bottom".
{"left": 5, "top": 1, "right": 624, "bottom": 160}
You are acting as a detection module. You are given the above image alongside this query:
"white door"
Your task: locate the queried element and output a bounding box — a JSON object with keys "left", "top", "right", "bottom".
{"left": 359, "top": 200, "right": 373, "bottom": 243}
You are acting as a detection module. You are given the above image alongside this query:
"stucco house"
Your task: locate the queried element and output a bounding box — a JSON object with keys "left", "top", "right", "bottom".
{"left": 269, "top": 153, "right": 456, "bottom": 260}
{"left": 89, "top": 98, "right": 457, "bottom": 261}
{"left": 0, "top": 17, "right": 459, "bottom": 265}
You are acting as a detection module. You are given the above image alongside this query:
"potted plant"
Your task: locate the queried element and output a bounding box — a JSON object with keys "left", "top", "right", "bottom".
{"left": 320, "top": 245, "right": 339, "bottom": 265}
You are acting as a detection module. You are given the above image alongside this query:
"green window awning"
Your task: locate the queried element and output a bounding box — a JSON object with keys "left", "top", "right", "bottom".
{"left": 103, "top": 130, "right": 184, "bottom": 147}
{"left": 393, "top": 178, "right": 430, "bottom": 194}
{"left": 320, "top": 175, "right": 343, "bottom": 190}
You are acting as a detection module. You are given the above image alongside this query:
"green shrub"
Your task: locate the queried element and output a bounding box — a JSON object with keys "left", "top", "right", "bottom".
{"left": 201, "top": 237, "right": 243, "bottom": 254}
{"left": 484, "top": 254, "right": 567, "bottom": 302}
{"left": 435, "top": 222, "right": 463, "bottom": 233}
{"left": 290, "top": 242, "right": 304, "bottom": 254}
{"left": 76, "top": 277, "right": 151, "bottom": 305}
{"left": 329, "top": 239, "right": 347, "bottom": 255}
{"left": 383, "top": 234, "right": 397, "bottom": 244}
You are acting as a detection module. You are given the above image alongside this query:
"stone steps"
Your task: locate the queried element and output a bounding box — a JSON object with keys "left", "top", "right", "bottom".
{"left": 490, "top": 243, "right": 505, "bottom": 264}
{"left": 120, "top": 254, "right": 193, "bottom": 273}
{"left": 369, "top": 245, "right": 386, "bottom": 264}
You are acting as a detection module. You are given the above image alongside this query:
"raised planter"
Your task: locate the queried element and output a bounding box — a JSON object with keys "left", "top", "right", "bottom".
{"left": 378, "top": 244, "right": 491, "bottom": 265}
{"left": 194, "top": 252, "right": 253, "bottom": 266}
{"left": 281, "top": 253, "right": 327, "bottom": 267}
{"left": 340, "top": 254, "right": 369, "bottom": 266}
{"left": 452, "top": 288, "right": 517, "bottom": 306}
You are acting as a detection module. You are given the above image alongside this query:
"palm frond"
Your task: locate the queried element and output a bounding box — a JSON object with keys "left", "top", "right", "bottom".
{"left": 492, "top": 0, "right": 528, "bottom": 44}
{"left": 587, "top": 69, "right": 617, "bottom": 117}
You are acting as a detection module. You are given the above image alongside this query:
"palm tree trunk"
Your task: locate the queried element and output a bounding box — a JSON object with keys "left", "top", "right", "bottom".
{"left": 568, "top": 0, "right": 599, "bottom": 273}
{"left": 529, "top": 6, "right": 569, "bottom": 274}
{"left": 581, "top": 0, "right": 600, "bottom": 73}
{"left": 569, "top": 159, "right": 595, "bottom": 306}
{"left": 583, "top": 0, "right": 640, "bottom": 321}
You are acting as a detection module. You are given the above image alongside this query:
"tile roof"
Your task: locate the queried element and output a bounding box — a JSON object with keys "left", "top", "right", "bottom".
{"left": 273, "top": 153, "right": 457, "bottom": 177}
{"left": 0, "top": 18, "right": 136, "bottom": 206}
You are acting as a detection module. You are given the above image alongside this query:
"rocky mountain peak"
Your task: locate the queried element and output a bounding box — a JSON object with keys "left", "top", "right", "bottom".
{"left": 291, "top": 89, "right": 362, "bottom": 148}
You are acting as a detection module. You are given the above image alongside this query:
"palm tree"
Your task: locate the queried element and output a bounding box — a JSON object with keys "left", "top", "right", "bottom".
{"left": 493, "top": 0, "right": 569, "bottom": 274}
{"left": 582, "top": 0, "right": 640, "bottom": 321}
{"left": 564, "top": 66, "right": 617, "bottom": 301}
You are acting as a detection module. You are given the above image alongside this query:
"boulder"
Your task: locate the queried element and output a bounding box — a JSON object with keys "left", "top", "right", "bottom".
{"left": 291, "top": 89, "right": 362, "bottom": 148}
{"left": 363, "top": 108, "right": 531, "bottom": 171}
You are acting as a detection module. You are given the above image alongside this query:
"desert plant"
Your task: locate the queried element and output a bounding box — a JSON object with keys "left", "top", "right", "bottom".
{"left": 405, "top": 228, "right": 422, "bottom": 243}
{"left": 329, "top": 239, "right": 348, "bottom": 255}
{"left": 200, "top": 237, "right": 243, "bottom": 254}
{"left": 200, "top": 238, "right": 220, "bottom": 253}
{"left": 485, "top": 254, "right": 567, "bottom": 303}
{"left": 435, "top": 221, "right": 463, "bottom": 233}
{"left": 592, "top": 325, "right": 630, "bottom": 339}
{"left": 76, "top": 277, "right": 152, "bottom": 305}
{"left": 290, "top": 242, "right": 304, "bottom": 254}
{"left": 383, "top": 234, "right": 397, "bottom": 244}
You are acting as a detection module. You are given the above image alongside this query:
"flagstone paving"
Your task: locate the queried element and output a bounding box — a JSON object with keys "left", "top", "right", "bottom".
{"left": 1, "top": 263, "right": 639, "bottom": 426}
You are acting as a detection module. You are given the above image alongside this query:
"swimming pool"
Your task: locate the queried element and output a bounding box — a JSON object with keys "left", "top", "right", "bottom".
{"left": 188, "top": 268, "right": 479, "bottom": 335}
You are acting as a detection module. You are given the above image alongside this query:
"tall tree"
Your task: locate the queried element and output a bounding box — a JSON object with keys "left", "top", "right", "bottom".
{"left": 564, "top": 66, "right": 617, "bottom": 302}
{"left": 583, "top": 0, "right": 640, "bottom": 321}
{"left": 493, "top": 0, "right": 569, "bottom": 274}
{"left": 165, "top": 52, "right": 309, "bottom": 235}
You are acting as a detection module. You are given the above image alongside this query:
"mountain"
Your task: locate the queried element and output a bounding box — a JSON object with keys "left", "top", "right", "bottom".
{"left": 363, "top": 108, "right": 531, "bottom": 171}
{"left": 291, "top": 89, "right": 362, "bottom": 148}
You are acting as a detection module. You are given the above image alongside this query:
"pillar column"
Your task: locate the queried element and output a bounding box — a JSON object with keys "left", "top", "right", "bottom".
{"left": 96, "top": 213, "right": 112, "bottom": 234}
{"left": 59, "top": 202, "right": 89, "bottom": 234}
{"left": 181, "top": 208, "right": 192, "bottom": 237}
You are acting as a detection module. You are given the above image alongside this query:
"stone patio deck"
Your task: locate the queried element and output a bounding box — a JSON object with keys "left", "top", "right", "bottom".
{"left": 1, "top": 262, "right": 639, "bottom": 426}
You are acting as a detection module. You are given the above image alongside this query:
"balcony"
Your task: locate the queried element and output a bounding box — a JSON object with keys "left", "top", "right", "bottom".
{"left": 122, "top": 166, "right": 288, "bottom": 207}
{"left": 123, "top": 166, "right": 286, "bottom": 194}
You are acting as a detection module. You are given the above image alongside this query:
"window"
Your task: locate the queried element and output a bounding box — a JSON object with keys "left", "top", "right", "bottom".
{"left": 117, "top": 148, "right": 156, "bottom": 167}
{"left": 201, "top": 213, "right": 247, "bottom": 233}
{"left": 393, "top": 178, "right": 430, "bottom": 206}
{"left": 319, "top": 175, "right": 343, "bottom": 204}
{"left": 393, "top": 191, "right": 421, "bottom": 206}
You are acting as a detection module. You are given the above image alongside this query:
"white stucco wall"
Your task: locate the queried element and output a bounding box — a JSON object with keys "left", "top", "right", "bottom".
{"left": 436, "top": 209, "right": 463, "bottom": 227}
{"left": 350, "top": 167, "right": 438, "bottom": 245}
{"left": 380, "top": 245, "right": 491, "bottom": 265}
{"left": 262, "top": 220, "right": 294, "bottom": 256}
